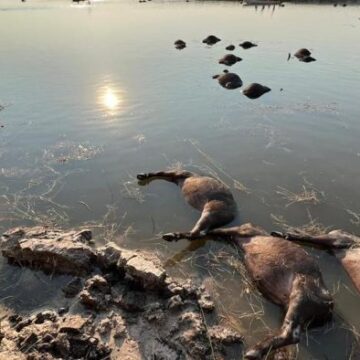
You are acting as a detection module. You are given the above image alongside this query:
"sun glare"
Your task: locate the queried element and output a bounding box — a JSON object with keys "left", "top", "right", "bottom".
{"left": 98, "top": 86, "right": 123, "bottom": 115}
{"left": 103, "top": 88, "right": 120, "bottom": 111}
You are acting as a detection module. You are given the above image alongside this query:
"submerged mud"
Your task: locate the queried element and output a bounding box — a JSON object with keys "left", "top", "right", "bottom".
{"left": 0, "top": 227, "right": 244, "bottom": 359}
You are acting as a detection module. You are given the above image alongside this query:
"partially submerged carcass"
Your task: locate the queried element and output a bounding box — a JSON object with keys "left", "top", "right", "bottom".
{"left": 272, "top": 229, "right": 360, "bottom": 294}
{"left": 164, "top": 223, "right": 334, "bottom": 359}
{"left": 137, "top": 170, "right": 237, "bottom": 239}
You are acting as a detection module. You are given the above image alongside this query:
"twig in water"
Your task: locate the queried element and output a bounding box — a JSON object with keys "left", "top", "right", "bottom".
{"left": 78, "top": 201, "right": 92, "bottom": 211}
{"left": 276, "top": 184, "right": 322, "bottom": 207}
{"left": 271, "top": 211, "right": 330, "bottom": 236}
{"left": 198, "top": 303, "right": 216, "bottom": 360}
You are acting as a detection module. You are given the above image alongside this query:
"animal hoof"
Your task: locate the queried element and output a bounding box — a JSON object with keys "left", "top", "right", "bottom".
{"left": 162, "top": 233, "right": 179, "bottom": 242}
{"left": 244, "top": 349, "right": 261, "bottom": 360}
{"left": 271, "top": 231, "right": 285, "bottom": 238}
{"left": 137, "top": 173, "right": 148, "bottom": 180}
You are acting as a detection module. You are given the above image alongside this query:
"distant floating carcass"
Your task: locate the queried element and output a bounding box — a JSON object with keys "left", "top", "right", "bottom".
{"left": 243, "top": 0, "right": 283, "bottom": 5}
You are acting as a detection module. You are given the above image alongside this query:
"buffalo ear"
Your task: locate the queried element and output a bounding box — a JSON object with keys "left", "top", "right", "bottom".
{"left": 212, "top": 74, "right": 219, "bottom": 79}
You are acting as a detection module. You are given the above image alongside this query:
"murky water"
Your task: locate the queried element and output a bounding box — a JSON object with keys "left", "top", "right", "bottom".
{"left": 1, "top": 0, "right": 360, "bottom": 358}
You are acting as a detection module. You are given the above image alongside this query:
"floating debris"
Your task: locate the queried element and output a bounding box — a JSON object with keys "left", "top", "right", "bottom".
{"left": 133, "top": 133, "right": 146, "bottom": 144}
{"left": 43, "top": 141, "right": 103, "bottom": 164}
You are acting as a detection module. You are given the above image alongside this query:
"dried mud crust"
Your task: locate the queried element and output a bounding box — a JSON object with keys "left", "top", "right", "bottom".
{"left": 0, "top": 227, "right": 244, "bottom": 359}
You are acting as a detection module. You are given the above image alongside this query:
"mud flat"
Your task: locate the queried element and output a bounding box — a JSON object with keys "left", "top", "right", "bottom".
{"left": 0, "top": 227, "right": 243, "bottom": 359}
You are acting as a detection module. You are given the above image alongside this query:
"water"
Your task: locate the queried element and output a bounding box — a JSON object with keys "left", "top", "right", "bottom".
{"left": 0, "top": 0, "right": 360, "bottom": 358}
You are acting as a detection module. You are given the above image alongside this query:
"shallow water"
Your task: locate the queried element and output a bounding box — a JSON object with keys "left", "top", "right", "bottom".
{"left": 1, "top": 0, "right": 360, "bottom": 358}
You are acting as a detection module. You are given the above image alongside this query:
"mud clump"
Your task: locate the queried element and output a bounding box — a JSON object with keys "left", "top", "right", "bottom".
{"left": 79, "top": 275, "right": 111, "bottom": 311}
{"left": 97, "top": 242, "right": 167, "bottom": 290}
{"left": 1, "top": 227, "right": 96, "bottom": 276}
{"left": 1, "top": 311, "right": 110, "bottom": 360}
{"left": 209, "top": 325, "right": 244, "bottom": 350}
{"left": 0, "top": 227, "right": 244, "bottom": 360}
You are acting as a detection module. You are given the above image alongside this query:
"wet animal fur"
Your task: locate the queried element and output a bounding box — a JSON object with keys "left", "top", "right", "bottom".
{"left": 163, "top": 223, "right": 334, "bottom": 359}
{"left": 137, "top": 170, "right": 237, "bottom": 239}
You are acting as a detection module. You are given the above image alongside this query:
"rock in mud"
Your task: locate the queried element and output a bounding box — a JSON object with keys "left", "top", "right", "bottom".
{"left": 213, "top": 71, "right": 243, "bottom": 89}
{"left": 202, "top": 35, "right": 221, "bottom": 45}
{"left": 239, "top": 41, "right": 257, "bottom": 49}
{"left": 242, "top": 83, "right": 271, "bottom": 99}
{"left": 219, "top": 53, "right": 242, "bottom": 66}
{"left": 1, "top": 227, "right": 96, "bottom": 276}
{"left": 174, "top": 39, "right": 186, "bottom": 50}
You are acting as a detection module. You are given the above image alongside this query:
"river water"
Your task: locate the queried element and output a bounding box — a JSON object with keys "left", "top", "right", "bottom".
{"left": 0, "top": 0, "right": 360, "bottom": 358}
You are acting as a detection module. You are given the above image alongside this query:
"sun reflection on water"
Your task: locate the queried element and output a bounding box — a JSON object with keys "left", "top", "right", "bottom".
{"left": 98, "top": 86, "right": 123, "bottom": 115}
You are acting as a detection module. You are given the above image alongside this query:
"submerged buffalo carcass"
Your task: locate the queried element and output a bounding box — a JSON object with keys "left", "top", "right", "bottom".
{"left": 202, "top": 35, "right": 221, "bottom": 45}
{"left": 213, "top": 70, "right": 243, "bottom": 90}
{"left": 294, "top": 48, "right": 316, "bottom": 63}
{"left": 137, "top": 170, "right": 237, "bottom": 238}
{"left": 242, "top": 83, "right": 271, "bottom": 99}
{"left": 272, "top": 229, "right": 360, "bottom": 294}
{"left": 239, "top": 41, "right": 257, "bottom": 49}
{"left": 219, "top": 54, "right": 242, "bottom": 66}
{"left": 162, "top": 223, "right": 334, "bottom": 359}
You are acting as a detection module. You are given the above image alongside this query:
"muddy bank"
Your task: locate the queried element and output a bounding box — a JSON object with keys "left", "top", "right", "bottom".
{"left": 0, "top": 227, "right": 243, "bottom": 359}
